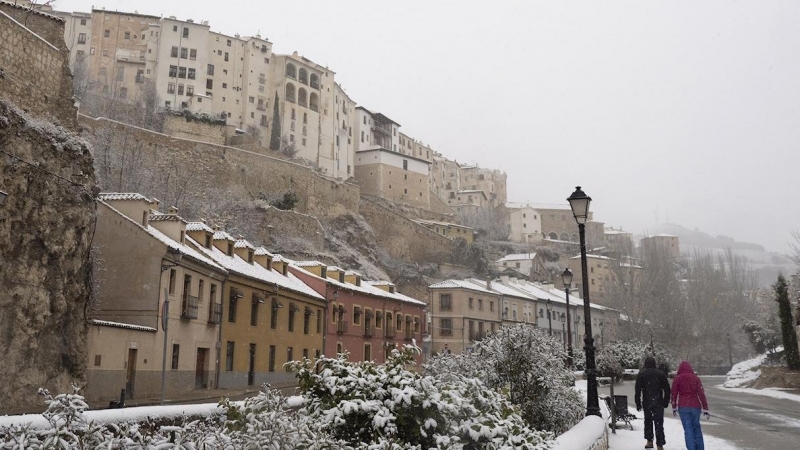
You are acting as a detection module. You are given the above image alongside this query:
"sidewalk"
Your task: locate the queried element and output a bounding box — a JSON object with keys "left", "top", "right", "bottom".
{"left": 608, "top": 410, "right": 738, "bottom": 449}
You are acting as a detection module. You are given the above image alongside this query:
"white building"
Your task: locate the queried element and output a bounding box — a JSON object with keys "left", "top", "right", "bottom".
{"left": 495, "top": 253, "right": 548, "bottom": 282}
{"left": 506, "top": 204, "right": 543, "bottom": 243}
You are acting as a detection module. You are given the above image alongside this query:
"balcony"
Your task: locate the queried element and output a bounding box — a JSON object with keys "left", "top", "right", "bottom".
{"left": 208, "top": 303, "right": 222, "bottom": 324}
{"left": 257, "top": 104, "right": 266, "bottom": 111}
{"left": 371, "top": 124, "right": 392, "bottom": 136}
{"left": 135, "top": 75, "right": 145, "bottom": 84}
{"left": 337, "top": 320, "right": 348, "bottom": 335}
{"left": 181, "top": 295, "right": 199, "bottom": 320}
{"left": 384, "top": 323, "right": 395, "bottom": 339}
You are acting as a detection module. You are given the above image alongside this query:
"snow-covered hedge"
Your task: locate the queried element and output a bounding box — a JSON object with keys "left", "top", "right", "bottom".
{"left": 288, "top": 345, "right": 553, "bottom": 449}
{"left": 425, "top": 324, "right": 583, "bottom": 434}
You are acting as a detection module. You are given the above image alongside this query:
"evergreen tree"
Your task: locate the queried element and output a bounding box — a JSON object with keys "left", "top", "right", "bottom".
{"left": 774, "top": 275, "right": 800, "bottom": 370}
{"left": 269, "top": 92, "right": 281, "bottom": 151}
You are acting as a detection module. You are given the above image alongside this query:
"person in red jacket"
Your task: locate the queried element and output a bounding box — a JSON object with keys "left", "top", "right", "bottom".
{"left": 670, "top": 361, "right": 709, "bottom": 450}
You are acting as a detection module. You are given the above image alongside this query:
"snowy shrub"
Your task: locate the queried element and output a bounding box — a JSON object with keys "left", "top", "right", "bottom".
{"left": 599, "top": 340, "right": 676, "bottom": 372}
{"left": 288, "top": 346, "right": 552, "bottom": 449}
{"left": 596, "top": 349, "right": 623, "bottom": 382}
{"left": 425, "top": 324, "right": 583, "bottom": 434}
{"left": 221, "top": 384, "right": 345, "bottom": 449}
{"left": 742, "top": 315, "right": 782, "bottom": 355}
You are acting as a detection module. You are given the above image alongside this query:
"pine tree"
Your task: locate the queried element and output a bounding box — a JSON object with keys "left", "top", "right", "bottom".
{"left": 774, "top": 275, "right": 800, "bottom": 370}
{"left": 269, "top": 92, "right": 281, "bottom": 151}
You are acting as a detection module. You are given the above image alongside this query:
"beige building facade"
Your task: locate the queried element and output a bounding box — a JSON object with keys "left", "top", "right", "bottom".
{"left": 86, "top": 194, "right": 227, "bottom": 405}
{"left": 428, "top": 280, "right": 502, "bottom": 354}
{"left": 506, "top": 204, "right": 543, "bottom": 244}
{"left": 355, "top": 147, "right": 431, "bottom": 208}
{"left": 640, "top": 234, "right": 681, "bottom": 258}
{"left": 413, "top": 219, "right": 475, "bottom": 243}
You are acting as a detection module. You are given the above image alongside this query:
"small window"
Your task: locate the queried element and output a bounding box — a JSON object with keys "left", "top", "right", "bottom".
{"left": 94, "top": 355, "right": 101, "bottom": 366}
{"left": 440, "top": 318, "right": 453, "bottom": 336}
{"left": 171, "top": 344, "right": 180, "bottom": 370}
{"left": 439, "top": 294, "right": 452, "bottom": 311}
{"left": 226, "top": 341, "right": 234, "bottom": 371}
{"left": 104, "top": 29, "right": 110, "bottom": 38}
{"left": 183, "top": 27, "right": 189, "bottom": 38}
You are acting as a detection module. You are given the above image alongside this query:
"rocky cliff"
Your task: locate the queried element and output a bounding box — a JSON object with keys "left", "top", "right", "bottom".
{"left": 0, "top": 101, "right": 97, "bottom": 414}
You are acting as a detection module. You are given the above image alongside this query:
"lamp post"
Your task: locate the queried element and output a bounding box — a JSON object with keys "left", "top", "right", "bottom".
{"left": 562, "top": 268, "right": 574, "bottom": 368}
{"left": 568, "top": 186, "right": 601, "bottom": 417}
{"left": 546, "top": 299, "right": 553, "bottom": 336}
{"left": 599, "top": 321, "right": 604, "bottom": 348}
{"left": 560, "top": 314, "right": 566, "bottom": 350}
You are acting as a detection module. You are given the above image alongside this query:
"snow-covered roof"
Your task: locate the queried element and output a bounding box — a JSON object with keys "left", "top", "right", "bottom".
{"left": 366, "top": 280, "right": 395, "bottom": 287}
{"left": 91, "top": 319, "right": 156, "bottom": 332}
{"left": 234, "top": 238, "right": 255, "bottom": 250}
{"left": 569, "top": 254, "right": 613, "bottom": 260}
{"left": 148, "top": 211, "right": 183, "bottom": 222}
{"left": 496, "top": 253, "right": 538, "bottom": 263}
{"left": 187, "top": 237, "right": 323, "bottom": 300}
{"left": 506, "top": 202, "right": 571, "bottom": 211}
{"left": 254, "top": 246, "right": 272, "bottom": 256}
{"left": 0, "top": 0, "right": 65, "bottom": 22}
{"left": 345, "top": 269, "right": 362, "bottom": 276}
{"left": 428, "top": 279, "right": 496, "bottom": 295}
{"left": 604, "top": 229, "right": 632, "bottom": 235}
{"left": 186, "top": 222, "right": 214, "bottom": 232}
{"left": 99, "top": 200, "right": 225, "bottom": 272}
{"left": 99, "top": 192, "right": 156, "bottom": 203}
{"left": 288, "top": 261, "right": 425, "bottom": 306}
{"left": 543, "top": 238, "right": 579, "bottom": 244}
{"left": 213, "top": 230, "right": 236, "bottom": 241}
{"left": 293, "top": 260, "right": 326, "bottom": 268}
{"left": 652, "top": 234, "right": 678, "bottom": 238}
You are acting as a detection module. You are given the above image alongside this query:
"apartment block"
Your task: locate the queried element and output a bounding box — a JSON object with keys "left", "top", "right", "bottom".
{"left": 507, "top": 204, "right": 543, "bottom": 244}
{"left": 507, "top": 202, "right": 604, "bottom": 246}
{"left": 640, "top": 234, "right": 681, "bottom": 258}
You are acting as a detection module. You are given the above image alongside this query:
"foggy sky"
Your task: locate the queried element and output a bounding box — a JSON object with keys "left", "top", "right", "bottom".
{"left": 58, "top": 0, "right": 800, "bottom": 252}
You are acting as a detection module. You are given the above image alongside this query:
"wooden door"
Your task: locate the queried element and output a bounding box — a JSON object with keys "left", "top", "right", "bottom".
{"left": 125, "top": 349, "right": 137, "bottom": 399}
{"left": 195, "top": 348, "right": 207, "bottom": 389}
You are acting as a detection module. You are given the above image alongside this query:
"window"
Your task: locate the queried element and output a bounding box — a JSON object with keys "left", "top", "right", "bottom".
{"left": 268, "top": 345, "right": 276, "bottom": 371}
{"left": 364, "top": 343, "right": 372, "bottom": 361}
{"left": 298, "top": 68, "right": 308, "bottom": 84}
{"left": 303, "top": 308, "right": 311, "bottom": 334}
{"left": 440, "top": 318, "right": 453, "bottom": 336}
{"left": 288, "top": 304, "right": 296, "bottom": 332}
{"left": 77, "top": 33, "right": 86, "bottom": 44}
{"left": 287, "top": 347, "right": 293, "bottom": 363}
{"left": 396, "top": 314, "right": 403, "bottom": 332}
{"left": 439, "top": 294, "right": 452, "bottom": 311}
{"left": 227, "top": 39, "right": 232, "bottom": 47}
{"left": 168, "top": 269, "right": 176, "bottom": 294}
{"left": 178, "top": 67, "right": 187, "bottom": 79}
{"left": 228, "top": 290, "right": 238, "bottom": 322}
{"left": 490, "top": 301, "right": 494, "bottom": 312}
{"left": 225, "top": 341, "right": 234, "bottom": 371}
{"left": 188, "top": 68, "right": 196, "bottom": 80}
{"left": 119, "top": 87, "right": 127, "bottom": 98}
{"left": 207, "top": 64, "right": 214, "bottom": 76}
{"left": 478, "top": 299, "right": 484, "bottom": 310}
{"left": 104, "top": 29, "right": 110, "bottom": 38}
{"left": 317, "top": 309, "right": 322, "bottom": 333}
{"left": 286, "top": 63, "right": 296, "bottom": 79}
{"left": 468, "top": 297, "right": 474, "bottom": 309}
{"left": 286, "top": 83, "right": 296, "bottom": 103}
{"left": 171, "top": 344, "right": 179, "bottom": 369}
{"left": 173, "top": 25, "right": 178, "bottom": 32}
{"left": 80, "top": 18, "right": 86, "bottom": 25}
{"left": 169, "top": 65, "right": 177, "bottom": 77}
{"left": 167, "top": 82, "right": 175, "bottom": 94}
{"left": 180, "top": 47, "right": 188, "bottom": 59}
{"left": 189, "top": 48, "right": 197, "bottom": 60}
{"left": 183, "top": 27, "right": 189, "bottom": 38}
{"left": 206, "top": 79, "right": 213, "bottom": 89}
{"left": 403, "top": 160, "right": 408, "bottom": 170}
{"left": 251, "top": 294, "right": 260, "bottom": 326}
{"left": 124, "top": 31, "right": 130, "bottom": 39}
{"left": 224, "top": 52, "right": 229, "bottom": 62}
{"left": 222, "top": 83, "right": 227, "bottom": 89}
{"left": 177, "top": 84, "right": 184, "bottom": 95}
{"left": 116, "top": 66, "right": 124, "bottom": 81}
{"left": 186, "top": 85, "right": 194, "bottom": 96}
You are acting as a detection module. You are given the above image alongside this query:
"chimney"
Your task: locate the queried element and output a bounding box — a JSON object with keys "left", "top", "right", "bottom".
{"left": 486, "top": 279, "right": 492, "bottom": 290}
{"left": 141, "top": 210, "right": 149, "bottom": 227}
{"left": 168, "top": 206, "right": 178, "bottom": 215}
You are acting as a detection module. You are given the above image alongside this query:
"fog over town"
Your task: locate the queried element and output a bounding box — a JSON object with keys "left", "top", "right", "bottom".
{"left": 58, "top": 0, "right": 800, "bottom": 253}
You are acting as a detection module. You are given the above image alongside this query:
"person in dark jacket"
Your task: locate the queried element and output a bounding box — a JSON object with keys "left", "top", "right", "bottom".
{"left": 635, "top": 356, "right": 671, "bottom": 449}
{"left": 671, "top": 360, "right": 709, "bottom": 450}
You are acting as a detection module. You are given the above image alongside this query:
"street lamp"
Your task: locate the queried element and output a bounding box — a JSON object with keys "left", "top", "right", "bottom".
{"left": 546, "top": 299, "right": 553, "bottom": 336}
{"left": 560, "top": 313, "right": 566, "bottom": 350}
{"left": 561, "top": 268, "right": 574, "bottom": 368}
{"left": 599, "top": 321, "right": 604, "bottom": 348}
{"left": 567, "top": 185, "right": 601, "bottom": 417}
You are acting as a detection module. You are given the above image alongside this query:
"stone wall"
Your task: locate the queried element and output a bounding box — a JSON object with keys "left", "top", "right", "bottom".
{"left": 79, "top": 116, "right": 360, "bottom": 219}
{"left": 162, "top": 114, "right": 235, "bottom": 146}
{"left": 552, "top": 415, "right": 609, "bottom": 450}
{"left": 0, "top": 101, "right": 97, "bottom": 414}
{"left": 359, "top": 196, "right": 452, "bottom": 265}
{"left": 0, "top": 7, "right": 76, "bottom": 127}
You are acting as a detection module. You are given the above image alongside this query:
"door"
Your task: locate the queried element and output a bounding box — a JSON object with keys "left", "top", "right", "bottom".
{"left": 195, "top": 348, "right": 207, "bottom": 389}
{"left": 248, "top": 344, "right": 256, "bottom": 386}
{"left": 125, "top": 349, "right": 137, "bottom": 399}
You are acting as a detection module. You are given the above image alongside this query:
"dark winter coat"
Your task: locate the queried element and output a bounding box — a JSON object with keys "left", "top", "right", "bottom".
{"left": 635, "top": 356, "right": 671, "bottom": 410}
{"left": 671, "top": 360, "right": 709, "bottom": 410}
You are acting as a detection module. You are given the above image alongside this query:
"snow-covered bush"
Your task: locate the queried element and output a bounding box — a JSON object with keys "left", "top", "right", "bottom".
{"left": 597, "top": 340, "right": 676, "bottom": 372}
{"left": 221, "top": 384, "right": 344, "bottom": 449}
{"left": 288, "top": 346, "right": 553, "bottom": 449}
{"left": 425, "top": 324, "right": 583, "bottom": 434}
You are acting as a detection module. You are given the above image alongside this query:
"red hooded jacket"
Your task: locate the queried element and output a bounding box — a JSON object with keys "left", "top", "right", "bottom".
{"left": 670, "top": 361, "right": 709, "bottom": 410}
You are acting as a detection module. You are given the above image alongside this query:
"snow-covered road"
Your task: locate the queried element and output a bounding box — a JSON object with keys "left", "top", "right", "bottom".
{"left": 608, "top": 410, "right": 736, "bottom": 450}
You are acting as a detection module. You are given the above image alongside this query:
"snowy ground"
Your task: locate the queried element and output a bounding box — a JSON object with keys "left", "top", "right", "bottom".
{"left": 723, "top": 353, "right": 767, "bottom": 388}
{"left": 608, "top": 410, "right": 738, "bottom": 450}
{"left": 716, "top": 384, "right": 800, "bottom": 403}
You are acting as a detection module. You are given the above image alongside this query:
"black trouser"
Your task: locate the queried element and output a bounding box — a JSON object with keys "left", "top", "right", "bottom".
{"left": 643, "top": 404, "right": 665, "bottom": 446}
